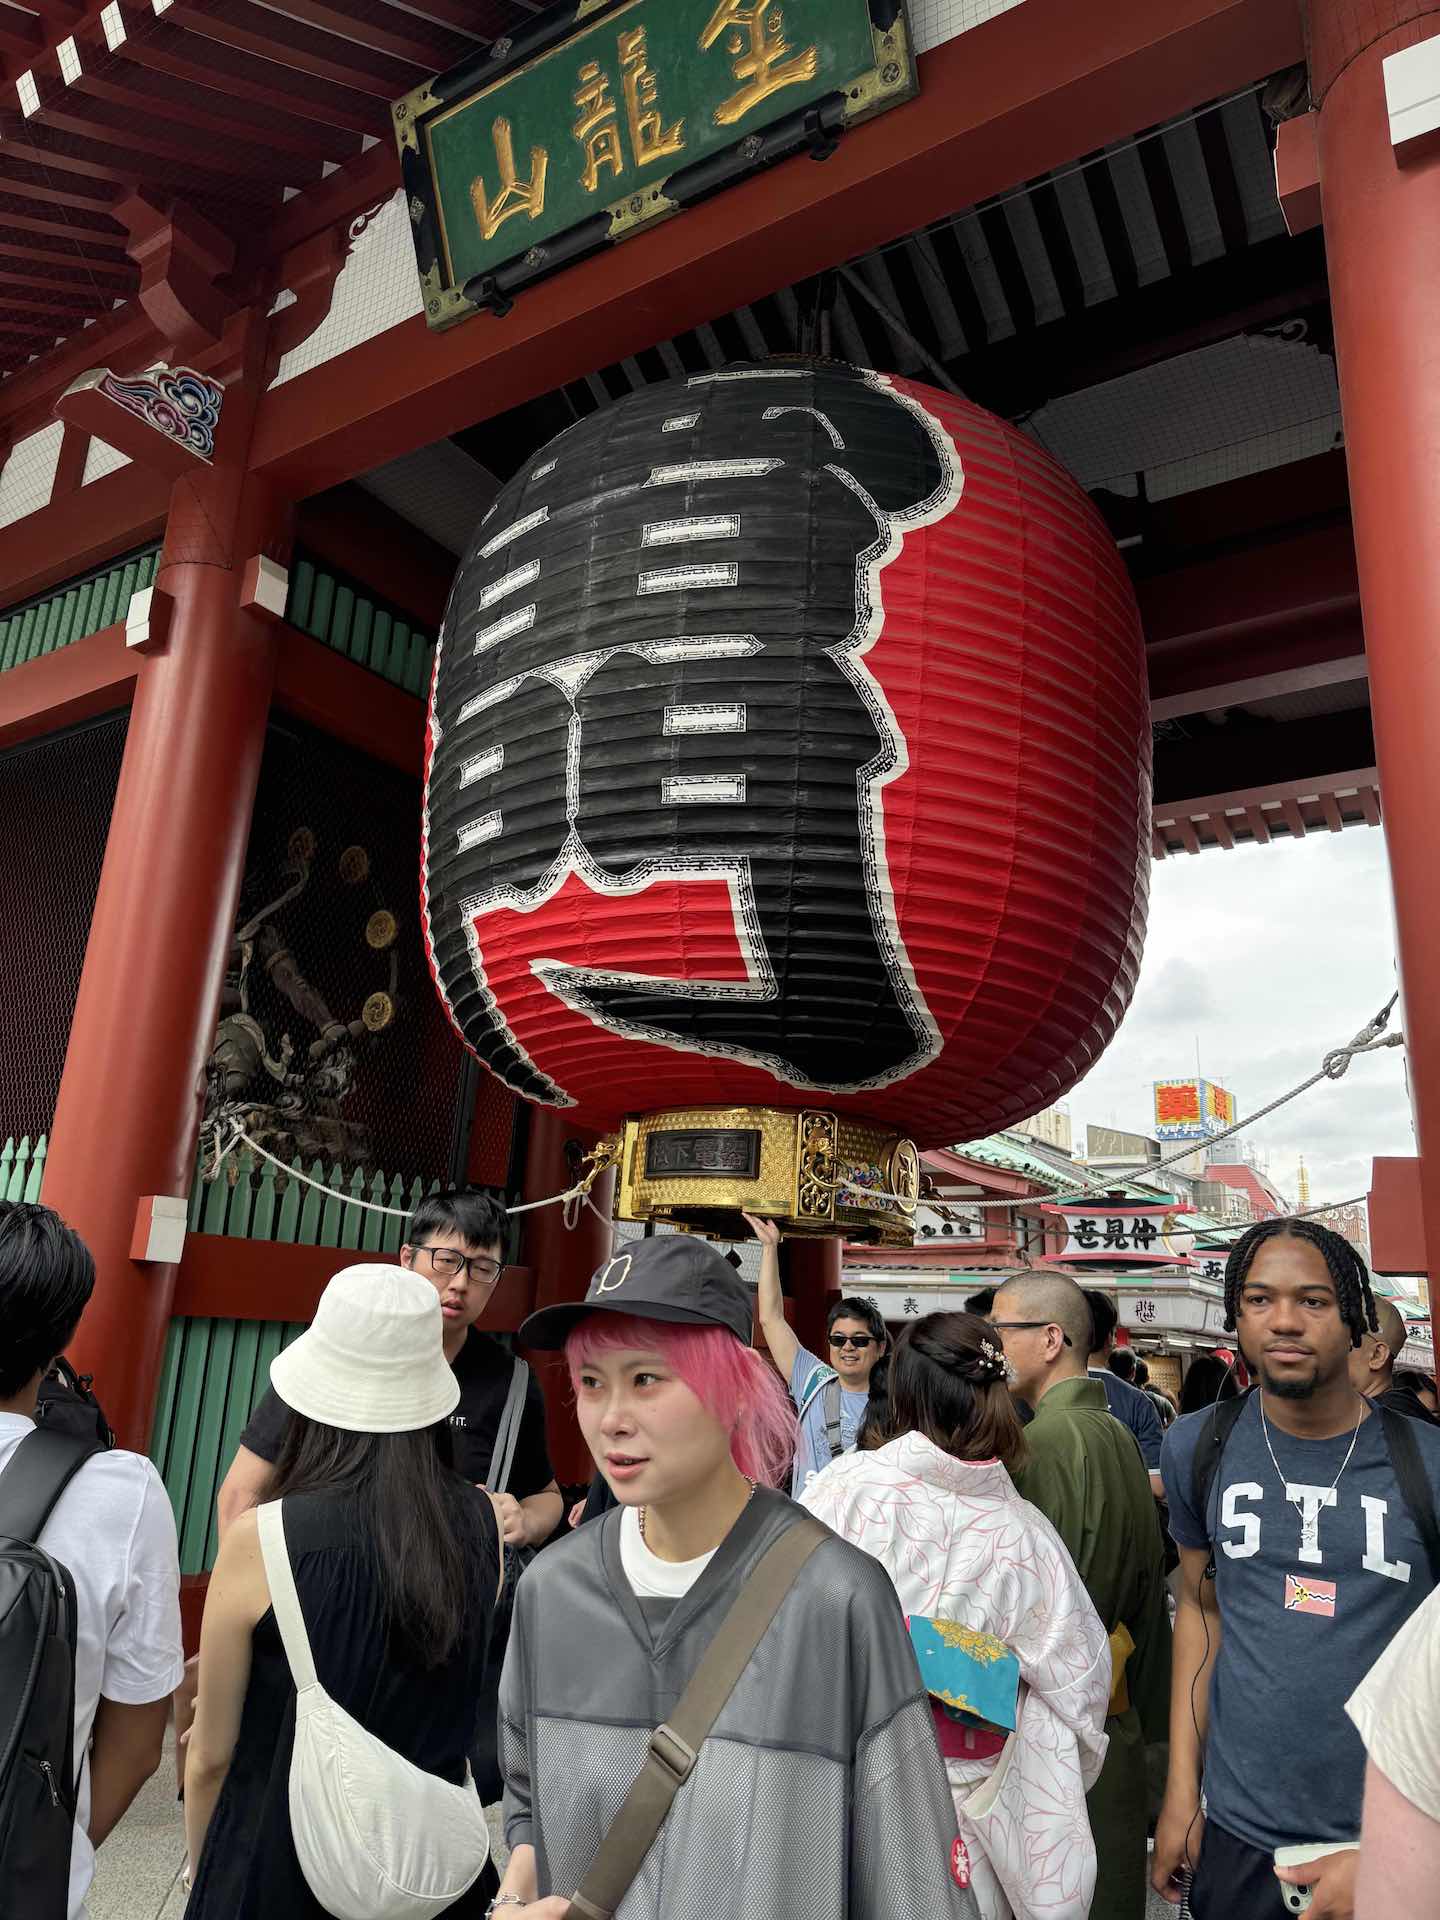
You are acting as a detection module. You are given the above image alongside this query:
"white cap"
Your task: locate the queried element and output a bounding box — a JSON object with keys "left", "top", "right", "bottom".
{"left": 269, "top": 1265, "right": 459, "bottom": 1434}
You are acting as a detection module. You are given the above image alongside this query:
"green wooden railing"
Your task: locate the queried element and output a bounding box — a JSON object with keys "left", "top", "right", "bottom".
{"left": 190, "top": 1144, "right": 440, "bottom": 1253}
{"left": 0, "top": 548, "right": 160, "bottom": 676}
{"left": 152, "top": 1315, "right": 306, "bottom": 1574}
{"left": 0, "top": 1134, "right": 46, "bottom": 1200}
{"left": 285, "top": 553, "right": 435, "bottom": 698}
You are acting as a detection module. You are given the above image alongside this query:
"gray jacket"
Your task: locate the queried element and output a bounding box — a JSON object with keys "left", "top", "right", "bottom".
{"left": 500, "top": 1487, "right": 976, "bottom": 1920}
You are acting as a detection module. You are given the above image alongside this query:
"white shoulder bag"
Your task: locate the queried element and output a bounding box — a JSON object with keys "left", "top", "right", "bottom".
{"left": 256, "top": 1499, "right": 491, "bottom": 1920}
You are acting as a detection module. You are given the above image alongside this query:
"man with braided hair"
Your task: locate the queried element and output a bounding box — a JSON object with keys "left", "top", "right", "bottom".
{"left": 1154, "top": 1219, "right": 1440, "bottom": 1920}
{"left": 989, "top": 1269, "right": 1170, "bottom": 1920}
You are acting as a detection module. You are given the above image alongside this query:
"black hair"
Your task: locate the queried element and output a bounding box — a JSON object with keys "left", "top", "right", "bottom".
{"left": 827, "top": 1295, "right": 889, "bottom": 1351}
{"left": 1393, "top": 1369, "right": 1436, "bottom": 1398}
{"left": 0, "top": 1203, "right": 95, "bottom": 1399}
{"left": 1133, "top": 1357, "right": 1151, "bottom": 1387}
{"left": 1108, "top": 1348, "right": 1137, "bottom": 1383}
{"left": 1223, "top": 1218, "right": 1378, "bottom": 1349}
{"left": 266, "top": 1415, "right": 496, "bottom": 1669}
{"left": 863, "top": 1312, "right": 1024, "bottom": 1468}
{"left": 407, "top": 1187, "right": 507, "bottom": 1253}
{"left": 1083, "top": 1286, "right": 1118, "bottom": 1354}
{"left": 854, "top": 1353, "right": 892, "bottom": 1453}
{"left": 1178, "top": 1354, "right": 1239, "bottom": 1415}
{"left": 963, "top": 1287, "right": 996, "bottom": 1317}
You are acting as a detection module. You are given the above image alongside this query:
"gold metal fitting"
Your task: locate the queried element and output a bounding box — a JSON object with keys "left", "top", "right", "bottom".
{"left": 612, "top": 1105, "right": 919, "bottom": 1246}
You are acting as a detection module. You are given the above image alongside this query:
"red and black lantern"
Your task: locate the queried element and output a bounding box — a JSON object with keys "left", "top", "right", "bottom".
{"left": 423, "top": 362, "right": 1150, "bottom": 1238}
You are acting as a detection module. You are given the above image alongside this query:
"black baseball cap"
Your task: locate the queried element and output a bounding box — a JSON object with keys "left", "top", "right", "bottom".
{"left": 519, "top": 1236, "right": 754, "bottom": 1350}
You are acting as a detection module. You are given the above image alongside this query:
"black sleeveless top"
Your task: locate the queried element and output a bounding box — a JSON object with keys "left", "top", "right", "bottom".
{"left": 188, "top": 1485, "right": 501, "bottom": 1918}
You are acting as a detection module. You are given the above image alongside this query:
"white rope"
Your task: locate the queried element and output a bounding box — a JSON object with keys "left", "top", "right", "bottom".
{"left": 207, "top": 1122, "right": 603, "bottom": 1222}
{"left": 833, "top": 995, "right": 1404, "bottom": 1214}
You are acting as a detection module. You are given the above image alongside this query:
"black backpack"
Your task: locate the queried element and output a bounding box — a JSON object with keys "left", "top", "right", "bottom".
{"left": 1192, "top": 1389, "right": 1440, "bottom": 1584}
{"left": 0, "top": 1427, "right": 104, "bottom": 1919}
{"left": 34, "top": 1360, "right": 115, "bottom": 1454}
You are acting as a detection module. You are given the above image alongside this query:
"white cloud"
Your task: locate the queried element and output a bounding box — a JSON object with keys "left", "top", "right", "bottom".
{"left": 1067, "top": 827, "right": 1412, "bottom": 1207}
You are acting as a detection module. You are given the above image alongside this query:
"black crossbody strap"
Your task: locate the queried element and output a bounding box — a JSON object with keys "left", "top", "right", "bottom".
{"left": 0, "top": 1427, "right": 95, "bottom": 1544}
{"left": 1377, "top": 1404, "right": 1440, "bottom": 1588}
{"left": 565, "top": 1517, "right": 828, "bottom": 1920}
{"left": 1193, "top": 1388, "right": 1252, "bottom": 1538}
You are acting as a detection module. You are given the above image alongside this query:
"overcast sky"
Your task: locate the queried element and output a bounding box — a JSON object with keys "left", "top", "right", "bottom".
{"left": 1066, "top": 826, "right": 1412, "bottom": 1207}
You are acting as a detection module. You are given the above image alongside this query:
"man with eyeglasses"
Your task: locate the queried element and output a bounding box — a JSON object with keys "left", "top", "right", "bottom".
{"left": 217, "top": 1187, "right": 563, "bottom": 1550}
{"left": 989, "top": 1267, "right": 1171, "bottom": 1920}
{"left": 749, "top": 1215, "right": 890, "bottom": 1493}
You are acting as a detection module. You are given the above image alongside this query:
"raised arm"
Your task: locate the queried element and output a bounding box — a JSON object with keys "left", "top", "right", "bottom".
{"left": 744, "top": 1213, "right": 799, "bottom": 1384}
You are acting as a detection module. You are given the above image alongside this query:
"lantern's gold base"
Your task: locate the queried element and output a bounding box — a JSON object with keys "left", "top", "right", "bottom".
{"left": 607, "top": 1105, "right": 920, "bottom": 1247}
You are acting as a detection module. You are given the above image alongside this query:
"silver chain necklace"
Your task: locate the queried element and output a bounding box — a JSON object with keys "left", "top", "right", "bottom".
{"left": 639, "top": 1478, "right": 756, "bottom": 1544}
{"left": 1259, "top": 1395, "right": 1366, "bottom": 1538}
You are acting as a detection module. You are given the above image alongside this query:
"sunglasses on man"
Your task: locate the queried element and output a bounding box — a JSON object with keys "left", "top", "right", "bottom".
{"left": 829, "top": 1332, "right": 877, "bottom": 1349}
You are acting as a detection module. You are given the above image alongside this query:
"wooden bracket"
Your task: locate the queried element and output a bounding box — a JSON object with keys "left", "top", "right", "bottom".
{"left": 131, "top": 1194, "right": 188, "bottom": 1265}
{"left": 125, "top": 584, "right": 174, "bottom": 654}
{"left": 239, "top": 553, "right": 290, "bottom": 623}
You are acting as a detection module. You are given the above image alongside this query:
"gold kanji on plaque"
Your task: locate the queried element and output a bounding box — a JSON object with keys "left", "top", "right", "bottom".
{"left": 469, "top": 117, "right": 548, "bottom": 241}
{"left": 699, "top": 0, "right": 819, "bottom": 127}
{"left": 573, "top": 59, "right": 625, "bottom": 192}
{"left": 619, "top": 26, "right": 685, "bottom": 167}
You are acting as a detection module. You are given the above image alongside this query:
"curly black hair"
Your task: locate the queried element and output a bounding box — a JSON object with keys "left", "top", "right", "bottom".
{"left": 1222, "top": 1217, "right": 1378, "bottom": 1349}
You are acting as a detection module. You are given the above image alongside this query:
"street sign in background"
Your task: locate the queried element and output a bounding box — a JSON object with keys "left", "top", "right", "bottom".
{"left": 395, "top": 0, "right": 916, "bottom": 328}
{"left": 1042, "top": 1201, "right": 1196, "bottom": 1267}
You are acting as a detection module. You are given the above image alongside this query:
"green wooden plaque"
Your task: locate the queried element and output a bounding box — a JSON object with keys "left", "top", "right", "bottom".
{"left": 394, "top": 0, "right": 917, "bottom": 329}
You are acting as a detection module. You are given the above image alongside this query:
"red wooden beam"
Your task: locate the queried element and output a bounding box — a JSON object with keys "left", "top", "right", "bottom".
{"left": 164, "top": 0, "right": 415, "bottom": 99}
{"left": 0, "top": 458, "right": 167, "bottom": 603}
{"left": 297, "top": 483, "right": 456, "bottom": 628}
{"left": 0, "top": 624, "right": 138, "bottom": 752}
{"left": 253, "top": 0, "right": 1306, "bottom": 493}
{"left": 172, "top": 1232, "right": 537, "bottom": 1326}
{"left": 0, "top": 153, "right": 118, "bottom": 212}
{"left": 272, "top": 620, "right": 427, "bottom": 775}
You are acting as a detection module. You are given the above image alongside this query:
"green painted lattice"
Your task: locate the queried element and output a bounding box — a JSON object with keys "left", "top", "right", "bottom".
{"left": 151, "top": 1315, "right": 307, "bottom": 1574}
{"left": 190, "top": 1144, "right": 438, "bottom": 1253}
{"left": 0, "top": 548, "right": 160, "bottom": 676}
{"left": 285, "top": 554, "right": 435, "bottom": 698}
{"left": 0, "top": 1135, "right": 45, "bottom": 1200}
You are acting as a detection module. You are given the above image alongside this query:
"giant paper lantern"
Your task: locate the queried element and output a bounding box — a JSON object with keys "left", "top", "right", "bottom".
{"left": 422, "top": 362, "right": 1150, "bottom": 1242}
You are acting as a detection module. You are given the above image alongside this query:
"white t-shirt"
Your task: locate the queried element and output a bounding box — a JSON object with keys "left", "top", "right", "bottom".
{"left": 618, "top": 1505, "right": 716, "bottom": 1599}
{"left": 0, "top": 1414, "right": 185, "bottom": 1918}
{"left": 1347, "top": 1577, "right": 1440, "bottom": 1823}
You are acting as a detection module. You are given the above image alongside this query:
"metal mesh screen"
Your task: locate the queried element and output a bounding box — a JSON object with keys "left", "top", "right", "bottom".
{"left": 0, "top": 713, "right": 128, "bottom": 1141}
{"left": 225, "top": 718, "right": 466, "bottom": 1184}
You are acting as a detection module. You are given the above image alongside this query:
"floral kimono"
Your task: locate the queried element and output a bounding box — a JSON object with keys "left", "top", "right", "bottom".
{"left": 801, "top": 1431, "right": 1110, "bottom": 1920}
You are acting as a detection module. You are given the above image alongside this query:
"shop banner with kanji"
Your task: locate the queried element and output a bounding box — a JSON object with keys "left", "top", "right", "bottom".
{"left": 396, "top": 1, "right": 916, "bottom": 328}
{"left": 1042, "top": 1202, "right": 1195, "bottom": 1266}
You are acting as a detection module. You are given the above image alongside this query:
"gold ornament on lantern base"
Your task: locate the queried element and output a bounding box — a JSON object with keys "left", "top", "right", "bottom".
{"left": 604, "top": 1105, "right": 920, "bottom": 1245}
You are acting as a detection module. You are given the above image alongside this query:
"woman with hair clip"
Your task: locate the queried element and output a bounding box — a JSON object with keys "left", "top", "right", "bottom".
{"left": 801, "top": 1311, "right": 1112, "bottom": 1920}
{"left": 492, "top": 1235, "right": 975, "bottom": 1920}
{"left": 183, "top": 1264, "right": 503, "bottom": 1917}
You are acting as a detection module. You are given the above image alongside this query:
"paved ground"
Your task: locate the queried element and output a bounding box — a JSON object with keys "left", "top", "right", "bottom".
{"left": 92, "top": 1731, "right": 1185, "bottom": 1917}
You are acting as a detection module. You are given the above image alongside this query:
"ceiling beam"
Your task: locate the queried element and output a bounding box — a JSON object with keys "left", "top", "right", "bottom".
{"left": 252, "top": 0, "right": 1307, "bottom": 494}
{"left": 163, "top": 0, "right": 416, "bottom": 99}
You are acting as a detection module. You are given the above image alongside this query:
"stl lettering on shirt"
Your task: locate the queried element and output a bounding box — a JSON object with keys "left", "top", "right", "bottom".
{"left": 1285, "top": 1572, "right": 1338, "bottom": 1617}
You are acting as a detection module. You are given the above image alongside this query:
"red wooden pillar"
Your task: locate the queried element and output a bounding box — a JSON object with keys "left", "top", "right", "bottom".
{"left": 785, "top": 1237, "right": 842, "bottom": 1360}
{"left": 43, "top": 457, "right": 286, "bottom": 1449}
{"left": 1312, "top": 3, "right": 1440, "bottom": 1283}
{"left": 518, "top": 1106, "right": 616, "bottom": 1486}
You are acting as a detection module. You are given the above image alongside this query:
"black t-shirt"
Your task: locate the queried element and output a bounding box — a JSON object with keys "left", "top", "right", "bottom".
{"left": 239, "top": 1329, "right": 556, "bottom": 1498}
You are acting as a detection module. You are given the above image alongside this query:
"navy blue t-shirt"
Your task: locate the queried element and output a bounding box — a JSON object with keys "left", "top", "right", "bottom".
{"left": 1090, "top": 1367, "right": 1163, "bottom": 1468}
{"left": 1162, "top": 1394, "right": 1440, "bottom": 1853}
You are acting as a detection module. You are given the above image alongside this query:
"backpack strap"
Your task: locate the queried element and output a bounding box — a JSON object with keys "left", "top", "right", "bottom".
{"left": 256, "top": 1500, "right": 318, "bottom": 1692}
{"left": 1377, "top": 1404, "right": 1440, "bottom": 1588}
{"left": 822, "top": 1377, "right": 844, "bottom": 1460}
{"left": 566, "top": 1516, "right": 828, "bottom": 1920}
{"left": 486, "top": 1356, "right": 530, "bottom": 1496}
{"left": 0, "top": 1427, "right": 97, "bottom": 1544}
{"left": 794, "top": 1359, "right": 837, "bottom": 1425}
{"left": 1191, "top": 1389, "right": 1253, "bottom": 1546}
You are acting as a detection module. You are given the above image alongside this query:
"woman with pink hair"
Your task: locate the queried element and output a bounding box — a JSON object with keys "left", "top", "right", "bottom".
{"left": 488, "top": 1234, "right": 975, "bottom": 1920}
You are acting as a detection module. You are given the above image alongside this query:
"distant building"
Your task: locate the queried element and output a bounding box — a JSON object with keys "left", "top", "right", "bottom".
{"left": 1013, "top": 1105, "right": 1074, "bottom": 1154}
{"left": 1206, "top": 1160, "right": 1287, "bottom": 1220}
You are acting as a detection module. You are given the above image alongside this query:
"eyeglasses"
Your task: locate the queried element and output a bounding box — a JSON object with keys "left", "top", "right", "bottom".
{"left": 414, "top": 1245, "right": 504, "bottom": 1284}
{"left": 830, "top": 1333, "right": 876, "bottom": 1349}
{"left": 988, "top": 1320, "right": 1072, "bottom": 1348}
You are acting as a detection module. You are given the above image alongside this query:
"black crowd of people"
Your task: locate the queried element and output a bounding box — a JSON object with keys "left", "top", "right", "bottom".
{"left": 0, "top": 1189, "right": 1437, "bottom": 1920}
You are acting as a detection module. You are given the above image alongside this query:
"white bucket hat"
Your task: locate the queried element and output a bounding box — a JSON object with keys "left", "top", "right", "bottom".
{"left": 269, "top": 1264, "right": 460, "bottom": 1434}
